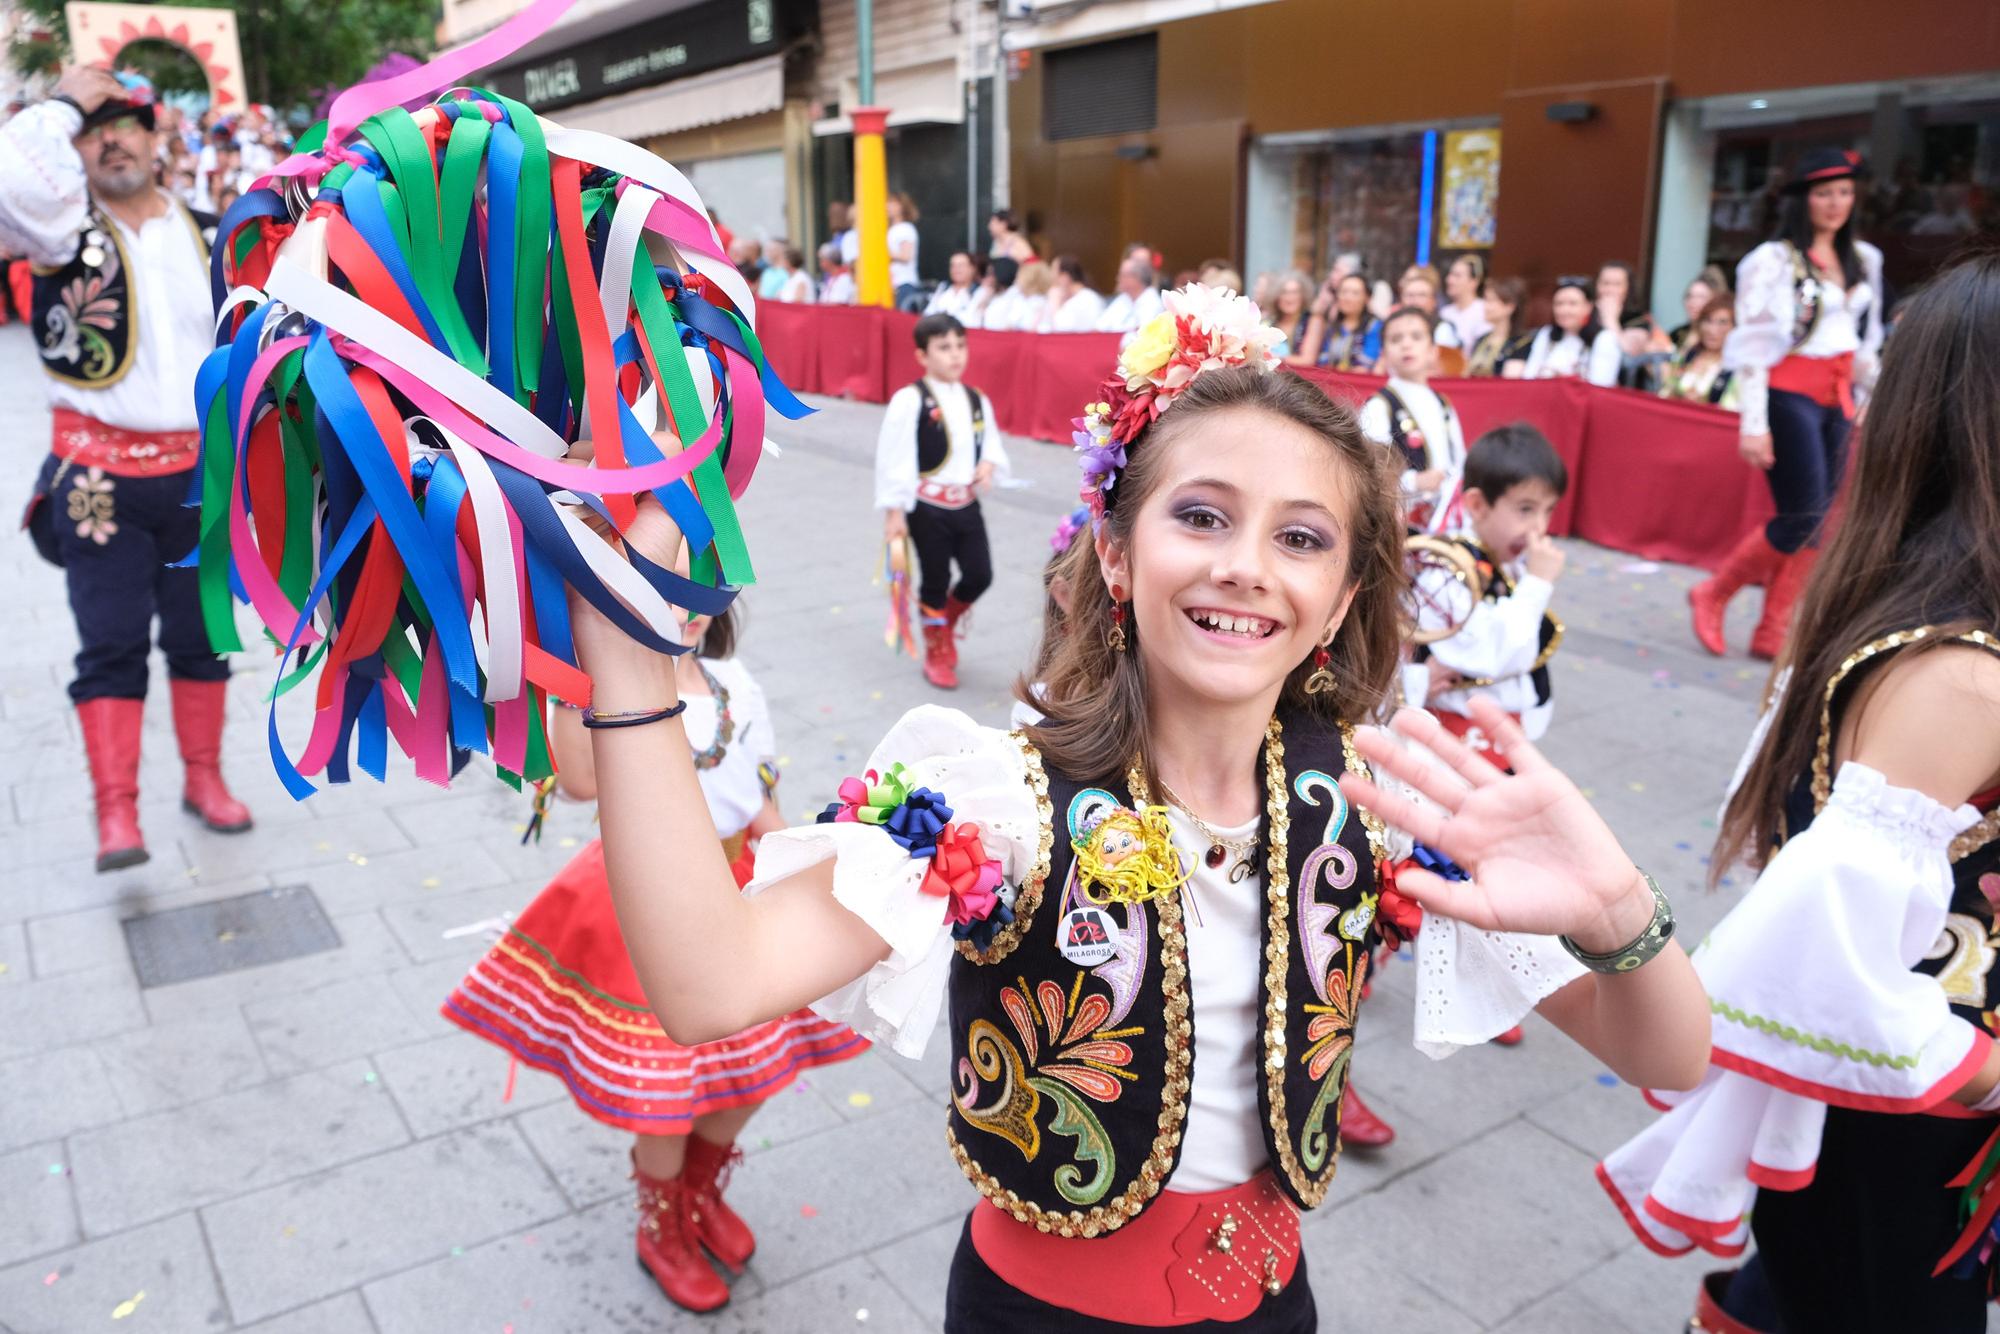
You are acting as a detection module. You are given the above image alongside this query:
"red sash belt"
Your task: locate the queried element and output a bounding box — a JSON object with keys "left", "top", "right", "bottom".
{"left": 51, "top": 409, "right": 199, "bottom": 478}
{"left": 1769, "top": 351, "right": 1855, "bottom": 419}
{"left": 970, "top": 1171, "right": 1301, "bottom": 1326}
{"left": 917, "top": 480, "right": 975, "bottom": 510}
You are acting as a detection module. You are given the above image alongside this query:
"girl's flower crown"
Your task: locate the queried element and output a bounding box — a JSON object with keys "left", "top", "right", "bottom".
{"left": 1074, "top": 283, "right": 1282, "bottom": 516}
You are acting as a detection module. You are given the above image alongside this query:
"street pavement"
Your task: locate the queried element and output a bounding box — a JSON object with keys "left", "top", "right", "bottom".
{"left": 0, "top": 317, "right": 1903, "bottom": 1332}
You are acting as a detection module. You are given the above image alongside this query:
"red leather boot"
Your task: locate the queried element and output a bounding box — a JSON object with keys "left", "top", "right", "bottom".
{"left": 170, "top": 679, "right": 253, "bottom": 833}
{"left": 942, "top": 594, "right": 975, "bottom": 658}
{"left": 1340, "top": 1084, "right": 1396, "bottom": 1147}
{"left": 632, "top": 1158, "right": 730, "bottom": 1312}
{"left": 1749, "top": 547, "right": 1817, "bottom": 662}
{"left": 919, "top": 607, "right": 958, "bottom": 689}
{"left": 1688, "top": 1269, "right": 1772, "bottom": 1333}
{"left": 1688, "top": 528, "right": 1782, "bottom": 656}
{"left": 76, "top": 697, "right": 147, "bottom": 872}
{"left": 683, "top": 1135, "right": 756, "bottom": 1272}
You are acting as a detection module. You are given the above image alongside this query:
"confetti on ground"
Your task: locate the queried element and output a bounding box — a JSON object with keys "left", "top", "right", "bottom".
{"left": 47, "top": 1163, "right": 63, "bottom": 1175}
{"left": 779, "top": 756, "right": 792, "bottom": 767}
{"left": 348, "top": 852, "right": 369, "bottom": 866}
{"left": 1628, "top": 782, "right": 1646, "bottom": 793}
{"left": 759, "top": 1138, "right": 772, "bottom": 1150}
{"left": 363, "top": 1072, "right": 378, "bottom": 1084}
{"left": 42, "top": 1272, "right": 57, "bottom": 1286}
{"left": 870, "top": 690, "right": 883, "bottom": 701}
{"left": 111, "top": 1291, "right": 145, "bottom": 1319}
{"left": 421, "top": 877, "right": 441, "bottom": 889}
{"left": 0, "top": 961, "right": 11, "bottom": 976}
{"left": 558, "top": 836, "right": 578, "bottom": 849}
{"left": 1595, "top": 1073, "right": 1619, "bottom": 1087}
{"left": 282, "top": 1224, "right": 298, "bottom": 1239}
{"left": 1618, "top": 561, "right": 1661, "bottom": 574}
{"left": 451, "top": 1246, "right": 465, "bottom": 1257}
{"left": 1675, "top": 841, "right": 1692, "bottom": 852}
{"left": 315, "top": 840, "right": 332, "bottom": 852}
{"left": 856, "top": 1310, "right": 870, "bottom": 1322}
{"left": 847, "top": 1091, "right": 874, "bottom": 1108}
{"left": 512, "top": 824, "right": 528, "bottom": 835}
{"left": 217, "top": 930, "right": 237, "bottom": 943}
{"left": 800, "top": 1204, "right": 819, "bottom": 1218}
{"left": 829, "top": 605, "right": 844, "bottom": 615}
{"left": 1580, "top": 787, "right": 1595, "bottom": 798}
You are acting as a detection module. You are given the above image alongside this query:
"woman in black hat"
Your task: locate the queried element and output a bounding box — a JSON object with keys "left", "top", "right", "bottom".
{"left": 1687, "top": 147, "right": 1882, "bottom": 661}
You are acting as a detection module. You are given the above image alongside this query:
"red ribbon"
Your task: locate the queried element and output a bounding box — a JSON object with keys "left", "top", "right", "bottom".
{"left": 1378, "top": 859, "right": 1426, "bottom": 947}
{"left": 921, "top": 822, "right": 1005, "bottom": 927}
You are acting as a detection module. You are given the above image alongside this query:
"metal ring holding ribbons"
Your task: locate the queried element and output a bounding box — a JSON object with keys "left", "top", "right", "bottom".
{"left": 1402, "top": 533, "right": 1487, "bottom": 645}
{"left": 1558, "top": 872, "right": 1676, "bottom": 974}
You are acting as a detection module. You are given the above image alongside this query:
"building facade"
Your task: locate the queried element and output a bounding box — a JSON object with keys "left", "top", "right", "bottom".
{"left": 1004, "top": 0, "right": 2000, "bottom": 318}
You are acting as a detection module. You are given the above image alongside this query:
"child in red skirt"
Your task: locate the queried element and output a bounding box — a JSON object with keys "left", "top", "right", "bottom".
{"left": 442, "top": 601, "right": 867, "bottom": 1313}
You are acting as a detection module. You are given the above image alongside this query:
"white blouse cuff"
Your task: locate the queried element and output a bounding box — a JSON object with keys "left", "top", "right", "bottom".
{"left": 1412, "top": 919, "right": 1587, "bottom": 1058}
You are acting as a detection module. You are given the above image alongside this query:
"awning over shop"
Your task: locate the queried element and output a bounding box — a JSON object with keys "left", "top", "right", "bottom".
{"left": 552, "top": 53, "right": 785, "bottom": 140}
{"left": 812, "top": 58, "right": 963, "bottom": 136}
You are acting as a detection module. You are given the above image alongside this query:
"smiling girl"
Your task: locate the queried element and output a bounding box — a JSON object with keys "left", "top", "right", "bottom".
{"left": 573, "top": 285, "right": 1709, "bottom": 1330}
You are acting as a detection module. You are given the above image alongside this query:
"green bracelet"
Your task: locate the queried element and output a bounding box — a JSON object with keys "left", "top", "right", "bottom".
{"left": 1560, "top": 871, "right": 1674, "bottom": 974}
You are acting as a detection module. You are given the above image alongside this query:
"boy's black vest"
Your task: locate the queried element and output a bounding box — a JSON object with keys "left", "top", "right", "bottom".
{"left": 914, "top": 379, "right": 987, "bottom": 475}
{"left": 1414, "top": 537, "right": 1560, "bottom": 705}
{"left": 30, "top": 201, "right": 214, "bottom": 390}
{"left": 946, "top": 710, "right": 1384, "bottom": 1237}
{"left": 1373, "top": 385, "right": 1452, "bottom": 473}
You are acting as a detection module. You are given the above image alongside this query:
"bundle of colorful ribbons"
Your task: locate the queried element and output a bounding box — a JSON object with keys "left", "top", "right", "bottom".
{"left": 187, "top": 0, "right": 806, "bottom": 798}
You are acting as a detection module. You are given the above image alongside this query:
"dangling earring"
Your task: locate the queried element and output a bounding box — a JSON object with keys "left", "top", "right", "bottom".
{"left": 1304, "top": 636, "right": 1336, "bottom": 695}
{"left": 1108, "top": 586, "right": 1128, "bottom": 653}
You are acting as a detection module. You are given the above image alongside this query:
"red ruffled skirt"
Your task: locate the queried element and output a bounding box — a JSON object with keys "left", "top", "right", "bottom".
{"left": 442, "top": 839, "right": 867, "bottom": 1134}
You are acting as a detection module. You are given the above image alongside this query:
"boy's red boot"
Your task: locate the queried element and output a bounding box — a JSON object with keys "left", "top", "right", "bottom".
{"left": 1749, "top": 547, "right": 1817, "bottom": 662}
{"left": 1689, "top": 528, "right": 1782, "bottom": 656}
{"left": 170, "top": 679, "right": 253, "bottom": 832}
{"left": 920, "top": 606, "right": 958, "bottom": 689}
{"left": 1340, "top": 1085, "right": 1396, "bottom": 1147}
{"left": 941, "top": 595, "right": 975, "bottom": 659}
{"left": 684, "top": 1135, "right": 756, "bottom": 1272}
{"left": 76, "top": 697, "right": 147, "bottom": 872}
{"left": 632, "top": 1159, "right": 730, "bottom": 1312}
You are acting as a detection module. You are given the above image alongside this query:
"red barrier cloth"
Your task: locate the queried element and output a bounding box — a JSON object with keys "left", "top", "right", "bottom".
{"left": 750, "top": 306, "right": 1771, "bottom": 568}
{"left": 1571, "top": 390, "right": 1771, "bottom": 571}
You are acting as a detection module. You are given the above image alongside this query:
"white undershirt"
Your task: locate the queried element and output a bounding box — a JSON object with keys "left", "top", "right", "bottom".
{"left": 1166, "top": 808, "right": 1272, "bottom": 1193}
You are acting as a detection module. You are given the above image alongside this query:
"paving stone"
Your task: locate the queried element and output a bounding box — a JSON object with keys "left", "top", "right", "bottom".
{"left": 282, "top": 838, "right": 517, "bottom": 918}
{"left": 364, "top": 1197, "right": 753, "bottom": 1334}
{"left": 378, "top": 881, "right": 535, "bottom": 964}
{"left": 867, "top": 1213, "right": 963, "bottom": 1327}
{"left": 0, "top": 1044, "right": 124, "bottom": 1153}
{"left": 715, "top": 1256, "right": 926, "bottom": 1333}
{"left": 92, "top": 1008, "right": 271, "bottom": 1117}
{"left": 0, "top": 919, "right": 29, "bottom": 984}
{"left": 24, "top": 905, "right": 132, "bottom": 979}
{"left": 244, "top": 974, "right": 434, "bottom": 1076}
{"left": 204, "top": 1122, "right": 569, "bottom": 1324}
{"left": 0, "top": 963, "right": 147, "bottom": 1062}
{"left": 1320, "top": 1119, "right": 1632, "bottom": 1323}
{"left": 373, "top": 1029, "right": 563, "bottom": 1139}
{"left": 170, "top": 811, "right": 416, "bottom": 886}
{"left": 0, "top": 1212, "right": 228, "bottom": 1333}
{"left": 1343, "top": 1008, "right": 1607, "bottom": 1147}
{"left": 68, "top": 1058, "right": 408, "bottom": 1235}
{"left": 238, "top": 1291, "right": 376, "bottom": 1334}
{"left": 0, "top": 1142, "right": 81, "bottom": 1268}
{"left": 811, "top": 1046, "right": 929, "bottom": 1122}
{"left": 1527, "top": 1070, "right": 1669, "bottom": 1162}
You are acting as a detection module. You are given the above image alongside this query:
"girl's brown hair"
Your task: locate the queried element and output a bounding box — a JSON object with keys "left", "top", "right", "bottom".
{"left": 1715, "top": 245, "right": 2000, "bottom": 876}
{"left": 1021, "top": 367, "right": 1405, "bottom": 787}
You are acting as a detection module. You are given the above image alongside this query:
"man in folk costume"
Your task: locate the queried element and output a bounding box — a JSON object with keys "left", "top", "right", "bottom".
{"left": 5, "top": 65, "right": 253, "bottom": 871}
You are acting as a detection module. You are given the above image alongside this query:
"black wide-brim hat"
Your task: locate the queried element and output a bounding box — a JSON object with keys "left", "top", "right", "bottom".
{"left": 78, "top": 97, "right": 156, "bottom": 135}
{"left": 1785, "top": 147, "right": 1866, "bottom": 193}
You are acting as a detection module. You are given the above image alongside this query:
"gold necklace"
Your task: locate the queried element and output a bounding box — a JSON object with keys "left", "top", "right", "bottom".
{"left": 1158, "top": 782, "right": 1260, "bottom": 874}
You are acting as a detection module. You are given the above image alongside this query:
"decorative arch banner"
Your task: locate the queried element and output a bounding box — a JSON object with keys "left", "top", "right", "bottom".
{"left": 64, "top": 2, "right": 247, "bottom": 110}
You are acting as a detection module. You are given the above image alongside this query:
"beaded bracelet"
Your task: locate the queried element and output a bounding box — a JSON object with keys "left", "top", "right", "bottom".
{"left": 580, "top": 701, "right": 687, "bottom": 730}
{"left": 1559, "top": 871, "right": 1675, "bottom": 974}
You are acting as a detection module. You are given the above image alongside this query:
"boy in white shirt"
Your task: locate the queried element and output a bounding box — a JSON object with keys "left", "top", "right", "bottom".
{"left": 1404, "top": 424, "right": 1568, "bottom": 751}
{"left": 876, "top": 315, "right": 1012, "bottom": 690}
{"left": 1358, "top": 306, "right": 1468, "bottom": 525}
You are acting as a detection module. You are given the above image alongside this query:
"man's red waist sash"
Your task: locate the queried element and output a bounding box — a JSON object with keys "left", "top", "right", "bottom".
{"left": 51, "top": 408, "right": 199, "bottom": 477}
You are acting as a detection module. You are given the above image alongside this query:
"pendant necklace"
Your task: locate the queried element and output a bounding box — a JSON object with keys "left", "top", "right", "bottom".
{"left": 1159, "top": 782, "right": 1259, "bottom": 881}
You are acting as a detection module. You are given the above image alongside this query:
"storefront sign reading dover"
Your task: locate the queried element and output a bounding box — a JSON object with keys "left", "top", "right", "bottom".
{"left": 492, "top": 0, "right": 807, "bottom": 112}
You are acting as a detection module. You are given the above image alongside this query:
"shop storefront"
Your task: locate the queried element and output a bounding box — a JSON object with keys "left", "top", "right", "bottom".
{"left": 481, "top": 0, "right": 818, "bottom": 246}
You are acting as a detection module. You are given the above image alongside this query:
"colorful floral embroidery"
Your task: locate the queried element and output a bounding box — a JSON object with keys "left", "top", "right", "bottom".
{"left": 956, "top": 974, "right": 1138, "bottom": 1206}
{"left": 1291, "top": 768, "right": 1376, "bottom": 1171}
{"left": 43, "top": 245, "right": 122, "bottom": 379}
{"left": 65, "top": 467, "right": 118, "bottom": 545}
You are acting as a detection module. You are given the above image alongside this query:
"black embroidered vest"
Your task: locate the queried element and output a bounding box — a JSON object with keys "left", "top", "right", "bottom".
{"left": 30, "top": 202, "right": 212, "bottom": 390}
{"left": 1373, "top": 385, "right": 1452, "bottom": 474}
{"left": 914, "top": 379, "right": 986, "bottom": 475}
{"left": 1782, "top": 628, "right": 2000, "bottom": 1029}
{"left": 945, "top": 711, "right": 1384, "bottom": 1237}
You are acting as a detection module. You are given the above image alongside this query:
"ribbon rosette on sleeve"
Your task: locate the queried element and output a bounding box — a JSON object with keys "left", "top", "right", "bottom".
{"left": 188, "top": 0, "right": 810, "bottom": 801}
{"left": 921, "top": 821, "right": 1006, "bottom": 928}
{"left": 817, "top": 763, "right": 913, "bottom": 825}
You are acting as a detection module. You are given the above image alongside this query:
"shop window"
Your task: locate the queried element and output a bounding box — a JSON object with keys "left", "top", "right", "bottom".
{"left": 1043, "top": 34, "right": 1157, "bottom": 142}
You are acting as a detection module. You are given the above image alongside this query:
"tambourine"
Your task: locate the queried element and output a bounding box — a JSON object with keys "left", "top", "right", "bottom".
{"left": 1402, "top": 533, "right": 1486, "bottom": 645}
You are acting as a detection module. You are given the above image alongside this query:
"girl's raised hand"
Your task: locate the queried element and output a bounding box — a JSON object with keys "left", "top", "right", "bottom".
{"left": 561, "top": 437, "right": 688, "bottom": 686}
{"left": 1339, "top": 698, "right": 1654, "bottom": 954}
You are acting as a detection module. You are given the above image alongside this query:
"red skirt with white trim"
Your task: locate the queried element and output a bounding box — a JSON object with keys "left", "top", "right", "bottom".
{"left": 442, "top": 838, "right": 867, "bottom": 1134}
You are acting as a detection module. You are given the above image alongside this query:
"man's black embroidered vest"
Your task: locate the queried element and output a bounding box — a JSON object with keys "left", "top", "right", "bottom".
{"left": 1783, "top": 628, "right": 2000, "bottom": 1030}
{"left": 30, "top": 202, "right": 211, "bottom": 389}
{"left": 945, "top": 710, "right": 1384, "bottom": 1237}
{"left": 1373, "top": 385, "right": 1452, "bottom": 474}
{"left": 914, "top": 379, "right": 986, "bottom": 475}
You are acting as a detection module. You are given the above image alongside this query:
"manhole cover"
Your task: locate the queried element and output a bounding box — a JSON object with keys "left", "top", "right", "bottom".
{"left": 123, "top": 885, "right": 342, "bottom": 988}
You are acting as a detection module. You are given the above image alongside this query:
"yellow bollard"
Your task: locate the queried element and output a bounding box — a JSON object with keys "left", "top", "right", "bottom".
{"left": 852, "top": 106, "right": 893, "bottom": 309}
